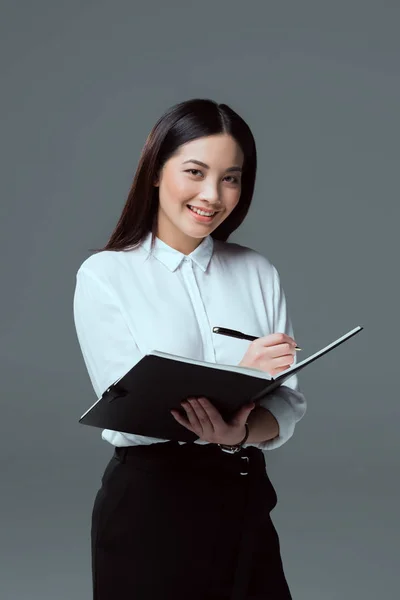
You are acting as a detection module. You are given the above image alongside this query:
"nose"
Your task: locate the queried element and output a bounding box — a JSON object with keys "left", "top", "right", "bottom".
{"left": 198, "top": 181, "right": 220, "bottom": 205}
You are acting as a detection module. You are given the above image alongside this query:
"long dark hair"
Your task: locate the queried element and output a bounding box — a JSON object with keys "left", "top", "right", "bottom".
{"left": 89, "top": 98, "right": 257, "bottom": 254}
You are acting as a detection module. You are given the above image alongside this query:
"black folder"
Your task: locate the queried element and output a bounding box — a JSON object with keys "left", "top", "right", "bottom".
{"left": 79, "top": 326, "right": 362, "bottom": 442}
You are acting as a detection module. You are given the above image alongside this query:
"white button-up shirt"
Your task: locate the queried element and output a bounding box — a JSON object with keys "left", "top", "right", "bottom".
{"left": 73, "top": 232, "right": 306, "bottom": 450}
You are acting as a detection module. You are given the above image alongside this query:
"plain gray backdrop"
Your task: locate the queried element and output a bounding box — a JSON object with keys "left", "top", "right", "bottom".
{"left": 1, "top": 1, "right": 399, "bottom": 598}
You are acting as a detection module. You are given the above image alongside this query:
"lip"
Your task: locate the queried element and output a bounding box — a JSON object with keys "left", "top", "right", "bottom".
{"left": 187, "top": 204, "right": 221, "bottom": 213}
{"left": 187, "top": 205, "right": 219, "bottom": 223}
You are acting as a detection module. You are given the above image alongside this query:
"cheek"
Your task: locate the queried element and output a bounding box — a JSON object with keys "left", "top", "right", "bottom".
{"left": 163, "top": 177, "right": 193, "bottom": 203}
{"left": 225, "top": 190, "right": 241, "bottom": 212}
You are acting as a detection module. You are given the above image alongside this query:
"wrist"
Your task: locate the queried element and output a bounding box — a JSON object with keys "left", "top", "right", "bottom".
{"left": 218, "top": 423, "right": 249, "bottom": 454}
{"left": 246, "top": 407, "right": 279, "bottom": 443}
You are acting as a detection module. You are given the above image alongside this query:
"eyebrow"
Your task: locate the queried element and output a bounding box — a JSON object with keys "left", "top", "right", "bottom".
{"left": 182, "top": 159, "right": 242, "bottom": 173}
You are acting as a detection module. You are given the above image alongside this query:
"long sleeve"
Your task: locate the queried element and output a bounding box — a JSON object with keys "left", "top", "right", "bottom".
{"left": 73, "top": 267, "right": 143, "bottom": 400}
{"left": 257, "top": 265, "right": 307, "bottom": 450}
{"left": 73, "top": 236, "right": 307, "bottom": 449}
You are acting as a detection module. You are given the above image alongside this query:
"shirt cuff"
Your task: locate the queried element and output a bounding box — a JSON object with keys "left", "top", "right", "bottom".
{"left": 252, "top": 386, "right": 307, "bottom": 450}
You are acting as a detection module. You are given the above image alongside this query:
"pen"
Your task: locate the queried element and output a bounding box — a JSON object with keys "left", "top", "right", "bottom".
{"left": 212, "top": 326, "right": 302, "bottom": 350}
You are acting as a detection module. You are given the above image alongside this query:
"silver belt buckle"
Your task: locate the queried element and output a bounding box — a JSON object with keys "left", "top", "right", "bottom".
{"left": 219, "top": 445, "right": 241, "bottom": 454}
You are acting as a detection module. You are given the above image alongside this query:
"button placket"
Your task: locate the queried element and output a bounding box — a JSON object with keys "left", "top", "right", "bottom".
{"left": 182, "top": 260, "right": 216, "bottom": 363}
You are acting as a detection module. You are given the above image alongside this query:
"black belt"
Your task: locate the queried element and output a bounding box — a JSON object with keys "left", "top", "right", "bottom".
{"left": 114, "top": 441, "right": 263, "bottom": 476}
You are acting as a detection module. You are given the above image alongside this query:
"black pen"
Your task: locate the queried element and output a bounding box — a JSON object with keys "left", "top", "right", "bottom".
{"left": 212, "top": 326, "right": 302, "bottom": 350}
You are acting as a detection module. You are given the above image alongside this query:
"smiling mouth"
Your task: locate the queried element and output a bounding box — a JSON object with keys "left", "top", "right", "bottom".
{"left": 187, "top": 205, "right": 218, "bottom": 217}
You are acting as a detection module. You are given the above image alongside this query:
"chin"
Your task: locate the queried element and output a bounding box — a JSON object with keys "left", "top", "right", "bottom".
{"left": 184, "top": 228, "right": 211, "bottom": 239}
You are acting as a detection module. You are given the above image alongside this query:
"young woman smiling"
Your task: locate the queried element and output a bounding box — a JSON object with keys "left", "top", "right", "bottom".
{"left": 73, "top": 98, "right": 306, "bottom": 600}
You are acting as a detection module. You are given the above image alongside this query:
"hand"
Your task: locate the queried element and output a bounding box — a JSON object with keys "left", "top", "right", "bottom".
{"left": 239, "top": 332, "right": 297, "bottom": 376}
{"left": 170, "top": 397, "right": 255, "bottom": 445}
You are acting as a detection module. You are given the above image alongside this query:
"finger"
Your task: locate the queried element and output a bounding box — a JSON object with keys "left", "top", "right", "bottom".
{"left": 188, "top": 398, "right": 215, "bottom": 432}
{"left": 170, "top": 410, "right": 195, "bottom": 432}
{"left": 261, "top": 343, "right": 296, "bottom": 360}
{"left": 258, "top": 333, "right": 297, "bottom": 349}
{"left": 182, "top": 400, "right": 205, "bottom": 432}
{"left": 271, "top": 354, "right": 295, "bottom": 368}
{"left": 257, "top": 354, "right": 293, "bottom": 376}
{"left": 231, "top": 402, "right": 255, "bottom": 427}
{"left": 258, "top": 354, "right": 293, "bottom": 369}
{"left": 273, "top": 365, "right": 292, "bottom": 374}
{"left": 196, "top": 397, "right": 225, "bottom": 428}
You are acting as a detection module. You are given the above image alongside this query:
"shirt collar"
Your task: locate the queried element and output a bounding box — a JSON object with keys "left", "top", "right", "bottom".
{"left": 140, "top": 231, "right": 214, "bottom": 273}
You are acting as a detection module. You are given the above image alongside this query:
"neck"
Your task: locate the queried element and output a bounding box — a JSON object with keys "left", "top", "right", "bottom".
{"left": 155, "top": 230, "right": 205, "bottom": 256}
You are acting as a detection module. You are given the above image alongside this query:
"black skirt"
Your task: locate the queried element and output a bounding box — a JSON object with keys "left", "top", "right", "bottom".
{"left": 91, "top": 441, "right": 292, "bottom": 600}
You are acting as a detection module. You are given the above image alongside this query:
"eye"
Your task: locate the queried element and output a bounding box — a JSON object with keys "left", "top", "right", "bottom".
{"left": 184, "top": 169, "right": 240, "bottom": 184}
{"left": 185, "top": 169, "right": 203, "bottom": 177}
{"left": 224, "top": 175, "right": 240, "bottom": 185}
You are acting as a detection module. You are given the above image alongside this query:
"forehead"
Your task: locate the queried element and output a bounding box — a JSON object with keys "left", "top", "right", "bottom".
{"left": 174, "top": 134, "right": 244, "bottom": 166}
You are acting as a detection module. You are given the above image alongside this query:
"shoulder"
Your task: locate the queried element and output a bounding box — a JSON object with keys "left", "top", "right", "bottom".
{"left": 75, "top": 246, "right": 144, "bottom": 285}
{"left": 213, "top": 239, "right": 278, "bottom": 281}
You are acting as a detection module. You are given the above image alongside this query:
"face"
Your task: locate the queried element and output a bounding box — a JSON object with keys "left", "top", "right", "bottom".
{"left": 154, "top": 134, "right": 244, "bottom": 255}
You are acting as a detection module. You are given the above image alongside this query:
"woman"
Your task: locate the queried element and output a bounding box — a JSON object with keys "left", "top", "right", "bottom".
{"left": 73, "top": 98, "right": 307, "bottom": 600}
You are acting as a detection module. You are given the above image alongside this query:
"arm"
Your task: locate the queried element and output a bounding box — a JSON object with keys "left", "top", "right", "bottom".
{"left": 246, "top": 406, "right": 280, "bottom": 444}
{"left": 73, "top": 266, "right": 143, "bottom": 399}
{"left": 248, "top": 265, "right": 307, "bottom": 450}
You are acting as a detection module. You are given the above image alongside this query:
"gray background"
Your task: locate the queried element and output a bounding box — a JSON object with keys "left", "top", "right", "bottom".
{"left": 1, "top": 1, "right": 399, "bottom": 598}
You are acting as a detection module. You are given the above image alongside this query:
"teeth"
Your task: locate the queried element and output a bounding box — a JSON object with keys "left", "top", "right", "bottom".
{"left": 188, "top": 205, "right": 216, "bottom": 217}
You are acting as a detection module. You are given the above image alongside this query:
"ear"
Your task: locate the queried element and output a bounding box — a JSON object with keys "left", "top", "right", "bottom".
{"left": 153, "top": 172, "right": 160, "bottom": 187}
